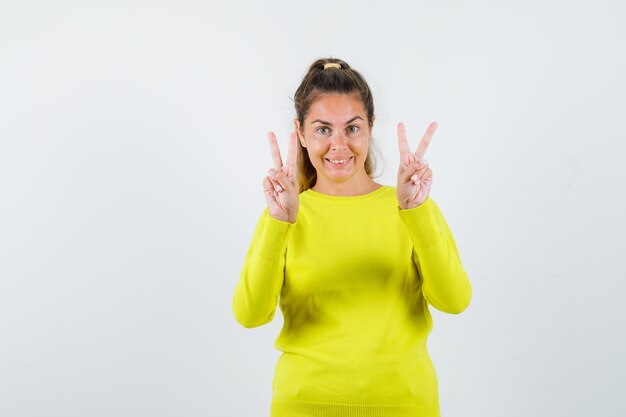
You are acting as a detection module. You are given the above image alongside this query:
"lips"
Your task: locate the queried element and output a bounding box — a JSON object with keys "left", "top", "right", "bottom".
{"left": 325, "top": 156, "right": 353, "bottom": 165}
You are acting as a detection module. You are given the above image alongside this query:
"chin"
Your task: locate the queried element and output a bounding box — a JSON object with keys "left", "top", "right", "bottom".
{"left": 323, "top": 167, "right": 360, "bottom": 184}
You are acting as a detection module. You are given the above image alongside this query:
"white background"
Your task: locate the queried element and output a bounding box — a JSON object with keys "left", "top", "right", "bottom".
{"left": 1, "top": 1, "right": 625, "bottom": 416}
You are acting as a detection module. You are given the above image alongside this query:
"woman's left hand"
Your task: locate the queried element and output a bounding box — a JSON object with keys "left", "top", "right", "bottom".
{"left": 396, "top": 121, "right": 437, "bottom": 210}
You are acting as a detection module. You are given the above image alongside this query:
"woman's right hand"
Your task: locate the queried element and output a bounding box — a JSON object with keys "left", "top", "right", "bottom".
{"left": 263, "top": 132, "right": 299, "bottom": 223}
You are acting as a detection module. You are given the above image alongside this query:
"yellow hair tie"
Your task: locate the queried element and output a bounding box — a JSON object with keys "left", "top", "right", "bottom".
{"left": 323, "top": 63, "right": 341, "bottom": 69}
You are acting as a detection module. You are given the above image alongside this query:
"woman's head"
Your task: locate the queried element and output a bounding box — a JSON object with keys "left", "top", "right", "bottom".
{"left": 293, "top": 58, "right": 376, "bottom": 192}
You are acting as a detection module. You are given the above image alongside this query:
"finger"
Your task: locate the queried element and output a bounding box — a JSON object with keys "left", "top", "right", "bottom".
{"left": 401, "top": 162, "right": 429, "bottom": 183}
{"left": 398, "top": 155, "right": 417, "bottom": 171}
{"left": 269, "top": 168, "right": 295, "bottom": 191}
{"left": 263, "top": 176, "right": 278, "bottom": 197}
{"left": 272, "top": 170, "right": 294, "bottom": 193}
{"left": 267, "top": 175, "right": 284, "bottom": 193}
{"left": 417, "top": 167, "right": 433, "bottom": 182}
{"left": 265, "top": 169, "right": 284, "bottom": 192}
{"left": 397, "top": 122, "right": 412, "bottom": 157}
{"left": 397, "top": 156, "right": 413, "bottom": 180}
{"left": 405, "top": 158, "right": 427, "bottom": 170}
{"left": 268, "top": 131, "right": 283, "bottom": 169}
{"left": 414, "top": 121, "right": 438, "bottom": 160}
{"left": 398, "top": 150, "right": 416, "bottom": 168}
{"left": 410, "top": 168, "right": 429, "bottom": 184}
{"left": 408, "top": 160, "right": 430, "bottom": 173}
{"left": 400, "top": 165, "right": 427, "bottom": 183}
{"left": 285, "top": 132, "right": 297, "bottom": 171}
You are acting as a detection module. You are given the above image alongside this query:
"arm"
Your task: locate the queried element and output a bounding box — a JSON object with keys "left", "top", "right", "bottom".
{"left": 233, "top": 130, "right": 299, "bottom": 328}
{"left": 398, "top": 197, "right": 472, "bottom": 314}
{"left": 232, "top": 209, "right": 295, "bottom": 328}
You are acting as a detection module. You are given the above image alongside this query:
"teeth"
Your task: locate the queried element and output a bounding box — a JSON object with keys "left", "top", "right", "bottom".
{"left": 329, "top": 158, "right": 349, "bottom": 163}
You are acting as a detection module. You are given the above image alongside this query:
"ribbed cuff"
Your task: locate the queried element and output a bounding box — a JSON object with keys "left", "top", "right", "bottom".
{"left": 258, "top": 212, "right": 296, "bottom": 260}
{"left": 397, "top": 197, "right": 441, "bottom": 249}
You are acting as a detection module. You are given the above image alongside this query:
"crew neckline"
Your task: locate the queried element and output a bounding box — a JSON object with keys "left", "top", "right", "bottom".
{"left": 302, "top": 185, "right": 391, "bottom": 202}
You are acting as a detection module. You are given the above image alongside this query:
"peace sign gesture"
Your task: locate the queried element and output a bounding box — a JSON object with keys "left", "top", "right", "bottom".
{"left": 396, "top": 121, "right": 437, "bottom": 209}
{"left": 263, "top": 131, "right": 299, "bottom": 223}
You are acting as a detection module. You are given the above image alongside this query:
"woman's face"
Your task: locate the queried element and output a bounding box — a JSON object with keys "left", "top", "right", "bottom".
{"left": 296, "top": 92, "right": 374, "bottom": 191}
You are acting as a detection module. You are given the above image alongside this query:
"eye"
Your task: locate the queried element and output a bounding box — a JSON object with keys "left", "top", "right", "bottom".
{"left": 315, "top": 126, "right": 330, "bottom": 135}
{"left": 347, "top": 125, "right": 360, "bottom": 134}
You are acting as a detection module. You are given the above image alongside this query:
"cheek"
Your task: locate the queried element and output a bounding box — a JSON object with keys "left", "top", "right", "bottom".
{"left": 351, "top": 139, "right": 369, "bottom": 155}
{"left": 305, "top": 145, "right": 324, "bottom": 167}
{"left": 310, "top": 141, "right": 330, "bottom": 156}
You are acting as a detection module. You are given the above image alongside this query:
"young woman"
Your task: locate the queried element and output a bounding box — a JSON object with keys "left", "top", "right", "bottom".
{"left": 233, "top": 58, "right": 472, "bottom": 417}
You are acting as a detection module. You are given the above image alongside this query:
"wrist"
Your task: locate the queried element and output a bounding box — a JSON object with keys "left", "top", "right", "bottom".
{"left": 268, "top": 212, "right": 297, "bottom": 224}
{"left": 398, "top": 198, "right": 428, "bottom": 211}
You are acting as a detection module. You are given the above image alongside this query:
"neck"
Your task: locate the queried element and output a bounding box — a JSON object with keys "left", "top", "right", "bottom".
{"left": 312, "top": 176, "right": 381, "bottom": 197}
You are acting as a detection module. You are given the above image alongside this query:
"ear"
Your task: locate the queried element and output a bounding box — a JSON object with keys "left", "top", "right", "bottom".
{"left": 368, "top": 115, "right": 375, "bottom": 141}
{"left": 294, "top": 119, "right": 306, "bottom": 147}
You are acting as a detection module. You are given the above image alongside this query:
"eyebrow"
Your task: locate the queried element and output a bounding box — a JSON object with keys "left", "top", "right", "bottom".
{"left": 311, "top": 116, "right": 364, "bottom": 126}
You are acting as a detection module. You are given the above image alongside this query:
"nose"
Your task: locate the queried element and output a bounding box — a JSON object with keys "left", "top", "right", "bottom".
{"left": 330, "top": 132, "right": 347, "bottom": 150}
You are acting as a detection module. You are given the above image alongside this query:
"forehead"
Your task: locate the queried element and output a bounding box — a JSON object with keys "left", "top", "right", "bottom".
{"left": 306, "top": 92, "right": 366, "bottom": 122}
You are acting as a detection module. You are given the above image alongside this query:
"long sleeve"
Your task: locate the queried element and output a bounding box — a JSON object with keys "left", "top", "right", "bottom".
{"left": 232, "top": 209, "right": 295, "bottom": 328}
{"left": 398, "top": 197, "right": 472, "bottom": 314}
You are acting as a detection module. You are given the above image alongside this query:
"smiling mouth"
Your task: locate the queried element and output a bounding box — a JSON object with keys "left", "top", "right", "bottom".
{"left": 325, "top": 156, "right": 353, "bottom": 165}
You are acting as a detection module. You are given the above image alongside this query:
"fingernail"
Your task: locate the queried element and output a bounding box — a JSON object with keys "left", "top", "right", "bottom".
{"left": 275, "top": 184, "right": 283, "bottom": 192}
{"left": 419, "top": 158, "right": 428, "bottom": 165}
{"left": 267, "top": 169, "right": 273, "bottom": 177}
{"left": 411, "top": 174, "right": 419, "bottom": 184}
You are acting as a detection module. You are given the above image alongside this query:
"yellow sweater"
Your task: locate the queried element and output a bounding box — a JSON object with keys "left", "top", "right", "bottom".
{"left": 233, "top": 186, "right": 471, "bottom": 417}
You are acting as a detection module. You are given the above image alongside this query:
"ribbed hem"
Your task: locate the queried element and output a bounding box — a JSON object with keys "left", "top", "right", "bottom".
{"left": 271, "top": 400, "right": 438, "bottom": 417}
